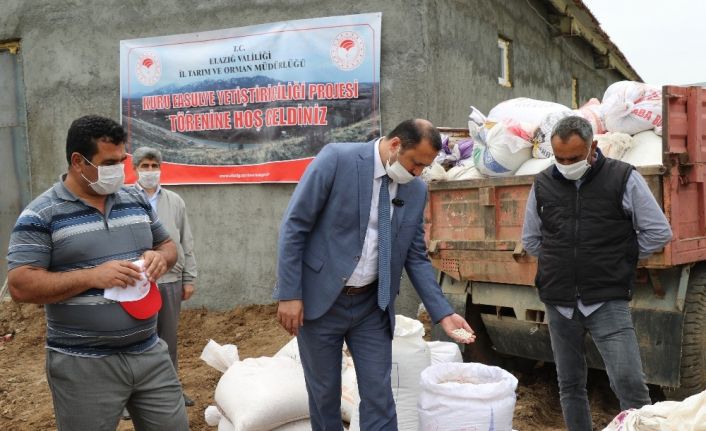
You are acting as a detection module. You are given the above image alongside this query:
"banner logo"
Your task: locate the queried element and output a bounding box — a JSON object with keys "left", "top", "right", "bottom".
{"left": 136, "top": 51, "right": 162, "bottom": 86}
{"left": 330, "top": 31, "right": 365, "bottom": 71}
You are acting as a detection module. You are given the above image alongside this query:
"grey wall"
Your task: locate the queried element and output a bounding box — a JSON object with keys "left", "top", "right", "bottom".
{"left": 1, "top": 0, "right": 625, "bottom": 314}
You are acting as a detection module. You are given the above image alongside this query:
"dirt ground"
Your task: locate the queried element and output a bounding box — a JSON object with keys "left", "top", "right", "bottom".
{"left": 0, "top": 300, "right": 623, "bottom": 430}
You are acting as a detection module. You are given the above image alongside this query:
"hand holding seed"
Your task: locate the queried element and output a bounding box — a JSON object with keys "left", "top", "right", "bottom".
{"left": 439, "top": 313, "right": 476, "bottom": 344}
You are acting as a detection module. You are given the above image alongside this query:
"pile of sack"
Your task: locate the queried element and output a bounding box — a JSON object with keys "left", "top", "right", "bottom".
{"left": 199, "top": 315, "right": 467, "bottom": 431}
{"left": 602, "top": 389, "right": 706, "bottom": 431}
{"left": 424, "top": 81, "right": 663, "bottom": 182}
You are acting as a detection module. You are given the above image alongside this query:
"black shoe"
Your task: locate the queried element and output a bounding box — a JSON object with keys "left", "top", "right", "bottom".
{"left": 121, "top": 408, "right": 131, "bottom": 421}
{"left": 183, "top": 393, "right": 195, "bottom": 407}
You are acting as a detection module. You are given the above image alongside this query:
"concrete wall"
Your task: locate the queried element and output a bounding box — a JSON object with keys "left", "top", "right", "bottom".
{"left": 0, "top": 0, "right": 626, "bottom": 314}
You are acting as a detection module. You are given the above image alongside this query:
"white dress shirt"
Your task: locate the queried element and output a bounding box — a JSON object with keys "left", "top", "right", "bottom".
{"left": 346, "top": 139, "right": 397, "bottom": 286}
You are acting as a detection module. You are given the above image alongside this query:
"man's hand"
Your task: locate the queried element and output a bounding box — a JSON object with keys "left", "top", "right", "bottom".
{"left": 141, "top": 250, "right": 168, "bottom": 282}
{"left": 277, "top": 300, "right": 304, "bottom": 336}
{"left": 182, "top": 283, "right": 195, "bottom": 301}
{"left": 439, "top": 313, "right": 476, "bottom": 344}
{"left": 90, "top": 261, "right": 142, "bottom": 289}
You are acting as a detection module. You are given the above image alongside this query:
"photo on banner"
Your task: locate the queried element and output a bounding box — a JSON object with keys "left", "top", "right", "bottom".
{"left": 119, "top": 13, "right": 382, "bottom": 184}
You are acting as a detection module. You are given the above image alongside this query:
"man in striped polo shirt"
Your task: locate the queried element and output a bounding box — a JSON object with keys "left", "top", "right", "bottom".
{"left": 7, "top": 115, "right": 188, "bottom": 430}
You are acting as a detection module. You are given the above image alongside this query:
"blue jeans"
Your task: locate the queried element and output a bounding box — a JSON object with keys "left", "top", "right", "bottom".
{"left": 297, "top": 286, "right": 397, "bottom": 431}
{"left": 546, "top": 300, "right": 651, "bottom": 431}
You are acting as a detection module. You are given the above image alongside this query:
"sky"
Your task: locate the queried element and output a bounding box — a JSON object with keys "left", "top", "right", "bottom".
{"left": 582, "top": 0, "right": 706, "bottom": 86}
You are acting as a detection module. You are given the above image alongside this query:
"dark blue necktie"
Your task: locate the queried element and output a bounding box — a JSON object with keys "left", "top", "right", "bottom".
{"left": 378, "top": 175, "right": 391, "bottom": 310}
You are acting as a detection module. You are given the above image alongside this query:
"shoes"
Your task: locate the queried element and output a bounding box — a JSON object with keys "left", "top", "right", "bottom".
{"left": 121, "top": 408, "right": 131, "bottom": 421}
{"left": 183, "top": 393, "right": 195, "bottom": 407}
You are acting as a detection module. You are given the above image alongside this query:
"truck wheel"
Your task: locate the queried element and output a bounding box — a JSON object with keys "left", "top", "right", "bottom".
{"left": 663, "top": 266, "right": 706, "bottom": 400}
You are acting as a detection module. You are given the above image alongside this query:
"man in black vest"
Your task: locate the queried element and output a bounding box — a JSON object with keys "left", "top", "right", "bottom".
{"left": 522, "top": 116, "right": 672, "bottom": 431}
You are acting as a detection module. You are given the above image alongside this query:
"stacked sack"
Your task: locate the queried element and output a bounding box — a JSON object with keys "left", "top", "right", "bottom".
{"left": 201, "top": 316, "right": 464, "bottom": 431}
{"left": 201, "top": 339, "right": 314, "bottom": 431}
{"left": 424, "top": 81, "right": 663, "bottom": 183}
{"left": 348, "top": 315, "right": 464, "bottom": 431}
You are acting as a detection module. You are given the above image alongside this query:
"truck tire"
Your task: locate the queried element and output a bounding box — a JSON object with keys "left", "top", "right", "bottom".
{"left": 663, "top": 265, "right": 706, "bottom": 400}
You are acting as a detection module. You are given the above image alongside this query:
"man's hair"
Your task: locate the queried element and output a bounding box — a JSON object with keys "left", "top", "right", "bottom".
{"left": 387, "top": 119, "right": 442, "bottom": 151}
{"left": 551, "top": 116, "right": 593, "bottom": 149}
{"left": 132, "top": 146, "right": 163, "bottom": 168}
{"left": 65, "top": 115, "right": 126, "bottom": 165}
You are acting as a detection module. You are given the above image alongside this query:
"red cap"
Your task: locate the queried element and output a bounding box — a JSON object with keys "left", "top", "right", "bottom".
{"left": 119, "top": 281, "right": 162, "bottom": 320}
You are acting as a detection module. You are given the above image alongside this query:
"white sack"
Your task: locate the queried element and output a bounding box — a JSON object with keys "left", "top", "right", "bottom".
{"left": 274, "top": 337, "right": 301, "bottom": 363}
{"left": 602, "top": 389, "right": 706, "bottom": 431}
{"left": 215, "top": 356, "right": 309, "bottom": 431}
{"left": 418, "top": 362, "right": 518, "bottom": 431}
{"left": 200, "top": 339, "right": 240, "bottom": 373}
{"left": 473, "top": 122, "right": 533, "bottom": 177}
{"left": 446, "top": 164, "right": 485, "bottom": 181}
{"left": 514, "top": 157, "right": 554, "bottom": 176}
{"left": 620, "top": 130, "right": 663, "bottom": 166}
{"left": 392, "top": 315, "right": 431, "bottom": 431}
{"left": 531, "top": 110, "right": 575, "bottom": 159}
{"left": 340, "top": 354, "right": 360, "bottom": 423}
{"left": 468, "top": 105, "right": 487, "bottom": 127}
{"left": 273, "top": 420, "right": 313, "bottom": 431}
{"left": 205, "top": 405, "right": 223, "bottom": 426}
{"left": 574, "top": 98, "right": 606, "bottom": 134}
{"left": 602, "top": 81, "right": 663, "bottom": 135}
{"left": 597, "top": 133, "right": 634, "bottom": 160}
{"left": 349, "top": 402, "right": 360, "bottom": 431}
{"left": 427, "top": 341, "right": 463, "bottom": 365}
{"left": 421, "top": 162, "right": 447, "bottom": 183}
{"left": 488, "top": 97, "right": 570, "bottom": 126}
{"left": 218, "top": 416, "right": 236, "bottom": 431}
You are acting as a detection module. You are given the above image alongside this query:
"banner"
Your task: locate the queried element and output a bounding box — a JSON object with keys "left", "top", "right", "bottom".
{"left": 120, "top": 13, "right": 381, "bottom": 184}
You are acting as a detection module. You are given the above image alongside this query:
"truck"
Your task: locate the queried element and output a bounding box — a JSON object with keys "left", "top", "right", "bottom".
{"left": 427, "top": 85, "right": 706, "bottom": 400}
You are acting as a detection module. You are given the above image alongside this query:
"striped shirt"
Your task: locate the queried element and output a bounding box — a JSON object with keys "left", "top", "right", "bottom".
{"left": 7, "top": 177, "right": 170, "bottom": 357}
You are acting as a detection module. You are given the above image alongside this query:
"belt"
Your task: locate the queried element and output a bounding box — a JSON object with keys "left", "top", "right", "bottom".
{"left": 343, "top": 280, "right": 378, "bottom": 295}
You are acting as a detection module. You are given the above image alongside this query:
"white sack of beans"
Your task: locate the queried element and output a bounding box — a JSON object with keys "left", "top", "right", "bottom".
{"left": 427, "top": 341, "right": 463, "bottom": 365}
{"left": 418, "top": 362, "right": 518, "bottom": 431}
{"left": 621, "top": 130, "right": 663, "bottom": 166}
{"left": 488, "top": 97, "right": 570, "bottom": 126}
{"left": 274, "top": 337, "right": 301, "bottom": 363}
{"left": 473, "top": 122, "right": 533, "bottom": 177}
{"left": 392, "top": 315, "right": 432, "bottom": 431}
{"left": 340, "top": 354, "right": 360, "bottom": 423}
{"left": 597, "top": 132, "right": 634, "bottom": 160}
{"left": 272, "top": 419, "right": 313, "bottom": 430}
{"left": 514, "top": 157, "right": 554, "bottom": 176}
{"left": 602, "top": 81, "right": 663, "bottom": 135}
{"left": 200, "top": 339, "right": 240, "bottom": 373}
{"left": 215, "top": 356, "right": 309, "bottom": 431}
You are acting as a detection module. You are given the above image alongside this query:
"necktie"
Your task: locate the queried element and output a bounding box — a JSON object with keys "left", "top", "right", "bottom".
{"left": 378, "top": 175, "right": 391, "bottom": 310}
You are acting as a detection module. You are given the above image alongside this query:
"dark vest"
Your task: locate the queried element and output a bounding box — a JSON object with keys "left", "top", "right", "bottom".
{"left": 534, "top": 154, "right": 638, "bottom": 306}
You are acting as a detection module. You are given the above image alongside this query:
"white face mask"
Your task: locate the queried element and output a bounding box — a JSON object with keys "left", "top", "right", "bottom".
{"left": 138, "top": 170, "right": 161, "bottom": 190}
{"left": 385, "top": 149, "right": 415, "bottom": 184}
{"left": 555, "top": 151, "right": 591, "bottom": 180}
{"left": 82, "top": 156, "right": 125, "bottom": 195}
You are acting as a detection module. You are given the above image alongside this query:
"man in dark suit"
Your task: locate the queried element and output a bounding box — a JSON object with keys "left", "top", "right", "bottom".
{"left": 275, "top": 119, "right": 475, "bottom": 430}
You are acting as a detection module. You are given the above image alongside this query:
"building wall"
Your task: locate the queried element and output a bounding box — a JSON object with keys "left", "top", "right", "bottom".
{"left": 0, "top": 0, "right": 626, "bottom": 313}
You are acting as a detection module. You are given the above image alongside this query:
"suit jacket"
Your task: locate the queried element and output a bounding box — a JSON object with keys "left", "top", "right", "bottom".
{"left": 274, "top": 141, "right": 454, "bottom": 328}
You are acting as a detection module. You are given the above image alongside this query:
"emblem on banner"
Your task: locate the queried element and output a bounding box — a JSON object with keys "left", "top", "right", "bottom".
{"left": 330, "top": 31, "right": 365, "bottom": 71}
{"left": 135, "top": 51, "right": 162, "bottom": 86}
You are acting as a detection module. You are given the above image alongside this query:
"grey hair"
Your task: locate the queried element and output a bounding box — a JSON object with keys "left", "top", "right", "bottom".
{"left": 132, "top": 146, "right": 163, "bottom": 167}
{"left": 551, "top": 116, "right": 593, "bottom": 149}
